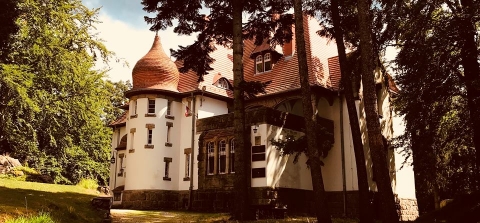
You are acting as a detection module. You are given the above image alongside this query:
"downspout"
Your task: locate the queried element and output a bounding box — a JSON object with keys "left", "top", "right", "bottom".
{"left": 340, "top": 95, "right": 347, "bottom": 216}
{"left": 188, "top": 93, "right": 196, "bottom": 210}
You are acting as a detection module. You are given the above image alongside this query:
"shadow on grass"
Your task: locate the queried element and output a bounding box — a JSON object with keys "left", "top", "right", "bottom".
{"left": 0, "top": 186, "right": 104, "bottom": 223}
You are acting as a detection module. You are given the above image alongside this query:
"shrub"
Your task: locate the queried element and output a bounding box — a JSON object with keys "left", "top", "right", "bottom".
{"left": 77, "top": 178, "right": 98, "bottom": 190}
{"left": 5, "top": 212, "right": 55, "bottom": 223}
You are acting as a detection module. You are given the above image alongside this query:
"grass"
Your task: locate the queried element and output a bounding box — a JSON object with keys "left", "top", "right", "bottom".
{"left": 0, "top": 179, "right": 105, "bottom": 223}
{"left": 76, "top": 178, "right": 98, "bottom": 190}
{"left": 5, "top": 212, "right": 54, "bottom": 223}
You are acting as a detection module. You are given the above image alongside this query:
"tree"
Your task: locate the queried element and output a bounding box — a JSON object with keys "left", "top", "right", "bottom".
{"left": 356, "top": 0, "right": 399, "bottom": 222}
{"left": 292, "top": 0, "right": 332, "bottom": 222}
{"left": 103, "top": 80, "right": 132, "bottom": 125}
{"left": 382, "top": 0, "right": 480, "bottom": 213}
{"left": 329, "top": 0, "right": 374, "bottom": 221}
{"left": 0, "top": 0, "right": 20, "bottom": 62}
{"left": 0, "top": 0, "right": 114, "bottom": 184}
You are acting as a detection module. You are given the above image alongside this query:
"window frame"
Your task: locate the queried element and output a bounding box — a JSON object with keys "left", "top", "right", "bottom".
{"left": 147, "top": 129, "right": 153, "bottom": 145}
{"left": 207, "top": 142, "right": 215, "bottom": 175}
{"left": 264, "top": 53, "right": 272, "bottom": 72}
{"left": 255, "top": 55, "right": 264, "bottom": 74}
{"left": 148, "top": 99, "right": 155, "bottom": 114}
{"left": 230, "top": 139, "right": 235, "bottom": 173}
{"left": 218, "top": 140, "right": 227, "bottom": 174}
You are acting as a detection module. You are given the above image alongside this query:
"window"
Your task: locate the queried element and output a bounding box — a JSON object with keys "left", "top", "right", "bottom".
{"left": 166, "top": 122, "right": 173, "bottom": 147}
{"left": 131, "top": 100, "right": 137, "bottom": 116}
{"left": 217, "top": 78, "right": 229, "bottom": 89}
{"left": 230, "top": 139, "right": 235, "bottom": 173}
{"left": 256, "top": 55, "right": 263, "bottom": 73}
{"left": 252, "top": 167, "right": 266, "bottom": 178}
{"left": 147, "top": 129, "right": 153, "bottom": 145}
{"left": 184, "top": 148, "right": 191, "bottom": 180}
{"left": 264, "top": 53, "right": 272, "bottom": 71}
{"left": 118, "top": 153, "right": 125, "bottom": 177}
{"left": 114, "top": 192, "right": 122, "bottom": 201}
{"left": 148, "top": 99, "right": 155, "bottom": 113}
{"left": 166, "top": 100, "right": 172, "bottom": 116}
{"left": 252, "top": 145, "right": 266, "bottom": 162}
{"left": 207, "top": 142, "right": 215, "bottom": 175}
{"left": 218, "top": 140, "right": 227, "bottom": 174}
{"left": 163, "top": 157, "right": 172, "bottom": 181}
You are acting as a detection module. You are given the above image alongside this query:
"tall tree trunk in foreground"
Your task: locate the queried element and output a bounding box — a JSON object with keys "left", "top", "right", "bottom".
{"left": 356, "top": 0, "right": 399, "bottom": 222}
{"left": 330, "top": 0, "right": 373, "bottom": 222}
{"left": 293, "top": 0, "right": 331, "bottom": 222}
{"left": 458, "top": 0, "right": 480, "bottom": 188}
{"left": 232, "top": 0, "right": 251, "bottom": 220}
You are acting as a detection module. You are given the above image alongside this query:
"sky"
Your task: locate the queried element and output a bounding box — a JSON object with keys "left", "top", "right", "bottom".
{"left": 83, "top": 0, "right": 197, "bottom": 82}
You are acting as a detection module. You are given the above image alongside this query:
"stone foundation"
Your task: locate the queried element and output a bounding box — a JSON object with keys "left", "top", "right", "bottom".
{"left": 397, "top": 198, "right": 419, "bottom": 221}
{"left": 121, "top": 190, "right": 190, "bottom": 210}
{"left": 119, "top": 188, "right": 418, "bottom": 221}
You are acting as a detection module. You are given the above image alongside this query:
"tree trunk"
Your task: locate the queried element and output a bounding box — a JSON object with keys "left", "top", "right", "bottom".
{"left": 232, "top": 0, "right": 251, "bottom": 220}
{"left": 356, "top": 0, "right": 399, "bottom": 222}
{"left": 330, "top": 0, "right": 373, "bottom": 222}
{"left": 293, "top": 0, "right": 331, "bottom": 222}
{"left": 458, "top": 0, "right": 480, "bottom": 189}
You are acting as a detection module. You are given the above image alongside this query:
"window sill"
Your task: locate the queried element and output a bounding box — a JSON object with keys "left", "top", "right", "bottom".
{"left": 145, "top": 113, "right": 157, "bottom": 117}
{"left": 130, "top": 114, "right": 138, "bottom": 119}
{"left": 144, "top": 144, "right": 154, "bottom": 149}
{"left": 254, "top": 70, "right": 272, "bottom": 76}
{"left": 128, "top": 149, "right": 135, "bottom": 153}
{"left": 163, "top": 177, "right": 171, "bottom": 181}
{"left": 165, "top": 115, "right": 175, "bottom": 120}
{"left": 165, "top": 142, "right": 172, "bottom": 147}
{"left": 183, "top": 177, "right": 190, "bottom": 181}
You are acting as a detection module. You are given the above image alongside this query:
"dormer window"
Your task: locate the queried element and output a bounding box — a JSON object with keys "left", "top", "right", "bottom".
{"left": 264, "top": 53, "right": 271, "bottom": 71}
{"left": 217, "top": 78, "right": 229, "bottom": 89}
{"left": 255, "top": 53, "right": 272, "bottom": 74}
{"left": 256, "top": 55, "right": 264, "bottom": 73}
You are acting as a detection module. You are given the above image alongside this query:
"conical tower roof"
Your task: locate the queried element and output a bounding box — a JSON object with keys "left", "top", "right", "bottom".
{"left": 132, "top": 34, "right": 179, "bottom": 92}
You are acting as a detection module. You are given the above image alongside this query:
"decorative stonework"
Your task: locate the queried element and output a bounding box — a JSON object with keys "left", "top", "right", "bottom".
{"left": 130, "top": 128, "right": 136, "bottom": 133}
{"left": 145, "top": 113, "right": 157, "bottom": 117}
{"left": 144, "top": 145, "right": 154, "bottom": 149}
{"left": 130, "top": 114, "right": 138, "bottom": 119}
{"left": 145, "top": 124, "right": 155, "bottom": 129}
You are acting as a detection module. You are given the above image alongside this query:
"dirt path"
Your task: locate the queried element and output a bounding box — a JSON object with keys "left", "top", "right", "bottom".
{"left": 110, "top": 209, "right": 229, "bottom": 223}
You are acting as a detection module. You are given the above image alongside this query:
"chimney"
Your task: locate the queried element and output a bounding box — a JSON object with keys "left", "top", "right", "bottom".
{"left": 282, "top": 25, "right": 295, "bottom": 57}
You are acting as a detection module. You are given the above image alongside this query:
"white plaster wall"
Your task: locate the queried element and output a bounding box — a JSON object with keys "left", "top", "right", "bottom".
{"left": 316, "top": 97, "right": 344, "bottom": 192}
{"left": 393, "top": 115, "right": 416, "bottom": 199}
{"left": 251, "top": 124, "right": 268, "bottom": 187}
{"left": 125, "top": 97, "right": 179, "bottom": 190}
{"left": 110, "top": 125, "right": 127, "bottom": 190}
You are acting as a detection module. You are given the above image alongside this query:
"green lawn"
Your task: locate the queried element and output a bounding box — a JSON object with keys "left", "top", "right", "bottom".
{"left": 0, "top": 179, "right": 105, "bottom": 223}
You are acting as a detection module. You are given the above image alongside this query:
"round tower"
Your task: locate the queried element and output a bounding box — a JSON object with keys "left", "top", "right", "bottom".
{"left": 124, "top": 34, "right": 180, "bottom": 191}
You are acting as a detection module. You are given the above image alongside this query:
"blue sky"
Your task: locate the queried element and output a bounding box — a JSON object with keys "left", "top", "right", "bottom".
{"left": 83, "top": 0, "right": 196, "bottom": 82}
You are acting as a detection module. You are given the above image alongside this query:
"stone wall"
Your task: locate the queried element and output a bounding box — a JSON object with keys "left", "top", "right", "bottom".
{"left": 122, "top": 190, "right": 189, "bottom": 210}
{"left": 397, "top": 198, "right": 419, "bottom": 221}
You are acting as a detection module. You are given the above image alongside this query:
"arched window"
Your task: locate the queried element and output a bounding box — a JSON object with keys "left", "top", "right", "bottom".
{"left": 256, "top": 55, "right": 263, "bottom": 73}
{"left": 264, "top": 53, "right": 272, "bottom": 71}
{"left": 218, "top": 140, "right": 227, "bottom": 174}
{"left": 217, "top": 78, "right": 229, "bottom": 89}
{"left": 207, "top": 142, "right": 215, "bottom": 175}
{"left": 230, "top": 139, "right": 235, "bottom": 173}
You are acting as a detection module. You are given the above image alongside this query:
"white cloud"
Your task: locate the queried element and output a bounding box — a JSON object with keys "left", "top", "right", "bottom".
{"left": 93, "top": 14, "right": 196, "bottom": 82}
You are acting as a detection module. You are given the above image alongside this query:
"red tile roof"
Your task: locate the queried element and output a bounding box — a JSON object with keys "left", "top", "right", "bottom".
{"left": 109, "top": 111, "right": 127, "bottom": 127}
{"left": 132, "top": 34, "right": 179, "bottom": 92}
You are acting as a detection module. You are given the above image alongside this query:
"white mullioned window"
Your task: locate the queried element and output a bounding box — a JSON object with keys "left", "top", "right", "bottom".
{"left": 218, "top": 140, "right": 227, "bottom": 174}
{"left": 256, "top": 55, "right": 264, "bottom": 73}
{"left": 264, "top": 53, "right": 272, "bottom": 71}
{"left": 229, "top": 139, "right": 235, "bottom": 173}
{"left": 148, "top": 99, "right": 155, "bottom": 113}
{"left": 207, "top": 142, "right": 215, "bottom": 175}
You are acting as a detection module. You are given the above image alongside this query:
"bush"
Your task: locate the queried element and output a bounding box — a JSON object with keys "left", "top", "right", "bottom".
{"left": 77, "top": 178, "right": 98, "bottom": 190}
{"left": 5, "top": 212, "right": 55, "bottom": 223}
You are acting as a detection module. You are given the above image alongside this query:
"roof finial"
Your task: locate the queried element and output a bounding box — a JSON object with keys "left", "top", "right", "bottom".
{"left": 155, "top": 30, "right": 159, "bottom": 36}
